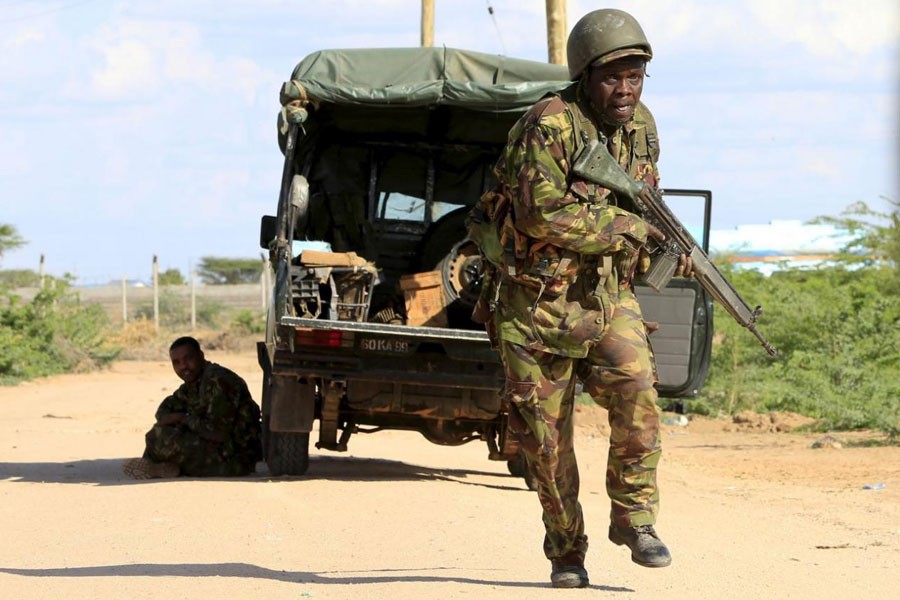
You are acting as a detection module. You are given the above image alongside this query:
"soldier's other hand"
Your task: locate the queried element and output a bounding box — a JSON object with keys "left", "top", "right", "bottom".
{"left": 637, "top": 247, "right": 652, "bottom": 274}
{"left": 675, "top": 253, "right": 694, "bottom": 278}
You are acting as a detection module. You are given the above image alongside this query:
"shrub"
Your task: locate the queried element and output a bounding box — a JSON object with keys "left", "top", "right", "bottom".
{"left": 0, "top": 285, "right": 120, "bottom": 383}
{"left": 229, "top": 309, "right": 265, "bottom": 335}
{"left": 693, "top": 263, "right": 900, "bottom": 438}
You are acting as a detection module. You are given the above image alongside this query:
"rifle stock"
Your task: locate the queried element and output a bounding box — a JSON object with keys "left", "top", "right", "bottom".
{"left": 572, "top": 139, "right": 778, "bottom": 357}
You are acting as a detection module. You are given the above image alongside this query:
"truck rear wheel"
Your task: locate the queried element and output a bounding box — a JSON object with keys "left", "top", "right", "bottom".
{"left": 265, "top": 425, "right": 310, "bottom": 476}
{"left": 507, "top": 451, "right": 537, "bottom": 490}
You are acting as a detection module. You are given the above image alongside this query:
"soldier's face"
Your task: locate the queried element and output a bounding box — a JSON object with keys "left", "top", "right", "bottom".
{"left": 586, "top": 57, "right": 646, "bottom": 125}
{"left": 170, "top": 345, "right": 205, "bottom": 384}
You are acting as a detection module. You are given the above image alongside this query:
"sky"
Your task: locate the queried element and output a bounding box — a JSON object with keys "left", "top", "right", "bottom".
{"left": 0, "top": 0, "right": 897, "bottom": 284}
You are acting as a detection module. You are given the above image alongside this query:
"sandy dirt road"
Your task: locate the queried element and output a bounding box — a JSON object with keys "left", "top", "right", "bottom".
{"left": 1, "top": 351, "right": 898, "bottom": 599}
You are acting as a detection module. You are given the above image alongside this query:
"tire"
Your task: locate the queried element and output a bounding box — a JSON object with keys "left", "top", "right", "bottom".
{"left": 418, "top": 207, "right": 468, "bottom": 272}
{"left": 507, "top": 451, "right": 538, "bottom": 491}
{"left": 507, "top": 454, "right": 527, "bottom": 477}
{"left": 266, "top": 428, "right": 310, "bottom": 476}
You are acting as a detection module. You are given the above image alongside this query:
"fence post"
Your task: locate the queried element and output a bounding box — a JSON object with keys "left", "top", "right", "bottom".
{"left": 152, "top": 255, "right": 159, "bottom": 332}
{"left": 191, "top": 269, "right": 197, "bottom": 331}
{"left": 121, "top": 275, "right": 128, "bottom": 324}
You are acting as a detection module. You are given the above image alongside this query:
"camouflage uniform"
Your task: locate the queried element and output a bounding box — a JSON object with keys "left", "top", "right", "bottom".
{"left": 484, "top": 81, "right": 662, "bottom": 564}
{"left": 144, "top": 362, "right": 263, "bottom": 476}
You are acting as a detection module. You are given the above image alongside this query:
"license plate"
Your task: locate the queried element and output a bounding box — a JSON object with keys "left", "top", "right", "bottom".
{"left": 359, "top": 337, "right": 411, "bottom": 354}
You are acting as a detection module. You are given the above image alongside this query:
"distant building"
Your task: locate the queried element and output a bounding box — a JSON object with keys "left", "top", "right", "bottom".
{"left": 709, "top": 220, "right": 851, "bottom": 275}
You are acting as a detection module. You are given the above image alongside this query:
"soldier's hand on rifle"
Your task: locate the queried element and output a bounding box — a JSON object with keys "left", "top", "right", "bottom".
{"left": 645, "top": 221, "right": 693, "bottom": 278}
{"left": 638, "top": 223, "right": 666, "bottom": 274}
{"left": 675, "top": 253, "right": 694, "bottom": 278}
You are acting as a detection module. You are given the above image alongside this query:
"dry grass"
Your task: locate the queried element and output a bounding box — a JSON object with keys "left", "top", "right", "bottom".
{"left": 109, "top": 319, "right": 169, "bottom": 360}
{"left": 110, "top": 319, "right": 259, "bottom": 360}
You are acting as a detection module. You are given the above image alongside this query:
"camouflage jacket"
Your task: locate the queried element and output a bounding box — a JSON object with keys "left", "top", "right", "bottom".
{"left": 484, "top": 83, "right": 661, "bottom": 357}
{"left": 156, "top": 362, "right": 262, "bottom": 464}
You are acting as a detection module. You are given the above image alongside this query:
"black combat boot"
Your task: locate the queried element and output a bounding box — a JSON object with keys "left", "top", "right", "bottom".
{"left": 550, "top": 562, "right": 590, "bottom": 589}
{"left": 608, "top": 524, "right": 672, "bottom": 568}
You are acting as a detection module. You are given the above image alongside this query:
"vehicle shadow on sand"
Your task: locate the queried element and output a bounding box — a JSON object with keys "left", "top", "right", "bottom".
{"left": 0, "top": 562, "right": 634, "bottom": 592}
{"left": 0, "top": 455, "right": 525, "bottom": 491}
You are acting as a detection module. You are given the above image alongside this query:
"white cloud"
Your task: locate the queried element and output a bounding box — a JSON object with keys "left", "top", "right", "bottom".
{"left": 586, "top": 0, "right": 898, "bottom": 84}
{"left": 6, "top": 30, "right": 45, "bottom": 48}
{"left": 80, "top": 17, "right": 276, "bottom": 104}
{"left": 750, "top": 0, "right": 898, "bottom": 58}
{"left": 0, "top": 130, "right": 31, "bottom": 177}
{"left": 209, "top": 167, "right": 252, "bottom": 201}
{"left": 795, "top": 147, "right": 842, "bottom": 181}
{"left": 161, "top": 26, "right": 214, "bottom": 82}
{"left": 90, "top": 38, "right": 157, "bottom": 98}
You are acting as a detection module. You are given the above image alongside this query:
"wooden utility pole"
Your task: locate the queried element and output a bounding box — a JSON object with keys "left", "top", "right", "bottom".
{"left": 546, "top": 0, "right": 567, "bottom": 65}
{"left": 421, "top": 0, "right": 434, "bottom": 47}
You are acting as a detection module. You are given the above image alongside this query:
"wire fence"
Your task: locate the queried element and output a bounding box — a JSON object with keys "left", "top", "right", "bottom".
{"left": 12, "top": 281, "right": 268, "bottom": 328}
{"left": 4, "top": 253, "right": 276, "bottom": 334}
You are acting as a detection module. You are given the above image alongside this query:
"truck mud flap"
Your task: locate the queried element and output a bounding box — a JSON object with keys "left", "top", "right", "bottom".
{"left": 269, "top": 376, "right": 316, "bottom": 433}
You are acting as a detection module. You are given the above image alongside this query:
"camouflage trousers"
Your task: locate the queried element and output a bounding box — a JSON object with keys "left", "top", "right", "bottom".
{"left": 144, "top": 424, "right": 255, "bottom": 477}
{"left": 498, "top": 289, "right": 661, "bottom": 564}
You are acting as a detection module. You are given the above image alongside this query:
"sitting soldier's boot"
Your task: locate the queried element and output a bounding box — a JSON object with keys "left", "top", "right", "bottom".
{"left": 550, "top": 562, "right": 590, "bottom": 589}
{"left": 122, "top": 458, "right": 180, "bottom": 480}
{"left": 608, "top": 524, "right": 672, "bottom": 568}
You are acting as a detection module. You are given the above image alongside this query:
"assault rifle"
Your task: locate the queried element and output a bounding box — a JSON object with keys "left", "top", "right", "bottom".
{"left": 573, "top": 139, "right": 778, "bottom": 357}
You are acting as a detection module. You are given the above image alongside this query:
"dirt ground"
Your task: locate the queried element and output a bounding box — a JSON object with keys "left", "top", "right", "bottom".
{"left": 1, "top": 351, "right": 897, "bottom": 600}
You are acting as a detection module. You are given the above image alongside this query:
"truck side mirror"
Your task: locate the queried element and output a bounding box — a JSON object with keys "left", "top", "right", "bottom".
{"left": 260, "top": 215, "right": 277, "bottom": 249}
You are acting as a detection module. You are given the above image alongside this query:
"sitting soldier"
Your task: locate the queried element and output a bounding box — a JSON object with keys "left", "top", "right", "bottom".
{"left": 123, "top": 336, "right": 262, "bottom": 479}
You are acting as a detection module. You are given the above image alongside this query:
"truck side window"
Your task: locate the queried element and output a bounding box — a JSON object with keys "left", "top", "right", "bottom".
{"left": 431, "top": 200, "right": 465, "bottom": 223}
{"left": 377, "top": 192, "right": 426, "bottom": 222}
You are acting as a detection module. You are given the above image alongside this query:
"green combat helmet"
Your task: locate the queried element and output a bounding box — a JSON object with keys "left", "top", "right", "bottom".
{"left": 566, "top": 8, "right": 653, "bottom": 79}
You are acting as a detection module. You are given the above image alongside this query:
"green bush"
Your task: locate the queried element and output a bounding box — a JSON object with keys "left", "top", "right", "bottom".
{"left": 0, "top": 285, "right": 120, "bottom": 384}
{"left": 229, "top": 309, "right": 265, "bottom": 335}
{"left": 692, "top": 264, "right": 900, "bottom": 438}
{"left": 196, "top": 300, "right": 225, "bottom": 328}
{"left": 0, "top": 269, "right": 42, "bottom": 288}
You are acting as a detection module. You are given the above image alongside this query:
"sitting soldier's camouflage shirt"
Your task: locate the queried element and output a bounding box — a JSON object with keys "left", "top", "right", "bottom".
{"left": 155, "top": 362, "right": 262, "bottom": 467}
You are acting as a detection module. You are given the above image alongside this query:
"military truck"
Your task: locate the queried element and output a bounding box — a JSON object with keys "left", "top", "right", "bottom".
{"left": 258, "top": 47, "right": 713, "bottom": 478}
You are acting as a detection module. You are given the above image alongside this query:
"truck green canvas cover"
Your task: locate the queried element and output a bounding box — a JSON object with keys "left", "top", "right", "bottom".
{"left": 284, "top": 47, "right": 571, "bottom": 111}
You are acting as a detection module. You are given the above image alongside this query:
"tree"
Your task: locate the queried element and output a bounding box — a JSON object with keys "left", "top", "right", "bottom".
{"left": 196, "top": 256, "right": 262, "bottom": 285}
{"left": 158, "top": 268, "right": 186, "bottom": 286}
{"left": 811, "top": 197, "right": 899, "bottom": 291}
{"left": 0, "top": 224, "right": 26, "bottom": 261}
{"left": 812, "top": 198, "right": 900, "bottom": 264}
